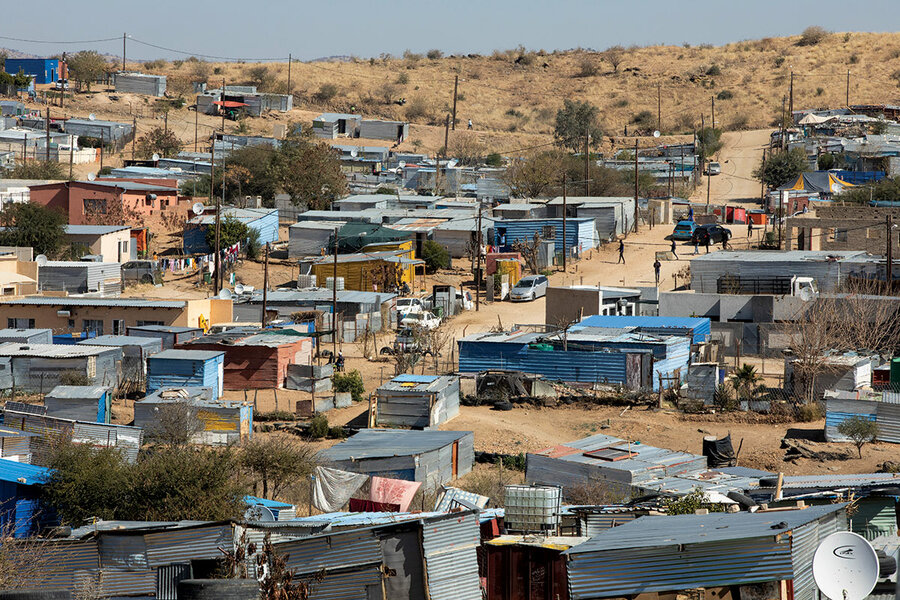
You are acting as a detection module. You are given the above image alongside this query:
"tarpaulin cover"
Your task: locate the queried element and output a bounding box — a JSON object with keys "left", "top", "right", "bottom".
{"left": 332, "top": 222, "right": 411, "bottom": 253}
{"left": 702, "top": 434, "right": 737, "bottom": 468}
{"left": 370, "top": 476, "right": 421, "bottom": 512}
{"left": 213, "top": 100, "right": 248, "bottom": 108}
{"left": 312, "top": 466, "right": 368, "bottom": 512}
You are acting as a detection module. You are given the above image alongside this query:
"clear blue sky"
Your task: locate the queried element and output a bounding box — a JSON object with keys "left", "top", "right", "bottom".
{"left": 4, "top": 0, "right": 900, "bottom": 61}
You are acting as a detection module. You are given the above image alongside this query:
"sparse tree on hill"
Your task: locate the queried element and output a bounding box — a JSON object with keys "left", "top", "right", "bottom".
{"left": 838, "top": 416, "right": 879, "bottom": 458}
{"left": 502, "top": 150, "right": 565, "bottom": 198}
{"left": 797, "top": 26, "right": 829, "bottom": 47}
{"left": 268, "top": 129, "right": 347, "bottom": 210}
{"left": 136, "top": 126, "right": 183, "bottom": 159}
{"left": 67, "top": 50, "right": 109, "bottom": 91}
{"left": 240, "top": 435, "right": 318, "bottom": 500}
{"left": 554, "top": 99, "right": 604, "bottom": 152}
{"left": 603, "top": 45, "right": 625, "bottom": 73}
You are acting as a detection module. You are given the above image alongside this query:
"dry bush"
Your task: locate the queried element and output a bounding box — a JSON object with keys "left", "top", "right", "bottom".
{"left": 455, "top": 464, "right": 525, "bottom": 506}
{"left": 565, "top": 478, "right": 627, "bottom": 504}
{"left": 404, "top": 96, "right": 434, "bottom": 122}
{"left": 575, "top": 57, "right": 599, "bottom": 78}
{"left": 797, "top": 26, "right": 829, "bottom": 47}
{"left": 143, "top": 59, "right": 167, "bottom": 72}
{"left": 447, "top": 132, "right": 486, "bottom": 165}
{"left": 189, "top": 59, "right": 211, "bottom": 84}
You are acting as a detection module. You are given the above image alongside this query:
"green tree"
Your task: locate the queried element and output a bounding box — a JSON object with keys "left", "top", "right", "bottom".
{"left": 421, "top": 240, "right": 450, "bottom": 272}
{"left": 240, "top": 436, "right": 317, "bottom": 500}
{"left": 837, "top": 416, "right": 879, "bottom": 458}
{"left": 696, "top": 127, "right": 723, "bottom": 161}
{"left": 67, "top": 50, "right": 109, "bottom": 91}
{"left": 136, "top": 126, "right": 183, "bottom": 159}
{"left": 332, "top": 369, "right": 366, "bottom": 403}
{"left": 664, "top": 487, "right": 727, "bottom": 515}
{"left": 268, "top": 130, "right": 347, "bottom": 210}
{"left": 754, "top": 147, "right": 808, "bottom": 190}
{"left": 207, "top": 214, "right": 250, "bottom": 250}
{"left": 224, "top": 145, "right": 279, "bottom": 203}
{"left": 502, "top": 150, "right": 565, "bottom": 198}
{"left": 554, "top": 99, "right": 604, "bottom": 152}
{"left": 485, "top": 153, "right": 503, "bottom": 167}
{"left": 817, "top": 153, "right": 835, "bottom": 170}
{"left": 3, "top": 160, "right": 65, "bottom": 180}
{"left": 43, "top": 444, "right": 131, "bottom": 524}
{"left": 0, "top": 202, "right": 67, "bottom": 256}
{"left": 838, "top": 177, "right": 900, "bottom": 205}
{"left": 730, "top": 364, "right": 763, "bottom": 402}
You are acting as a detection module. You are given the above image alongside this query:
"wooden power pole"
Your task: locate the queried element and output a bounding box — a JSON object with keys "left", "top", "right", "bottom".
{"left": 562, "top": 177, "right": 568, "bottom": 271}
{"left": 888, "top": 215, "right": 894, "bottom": 289}
{"left": 332, "top": 228, "right": 339, "bottom": 355}
{"left": 476, "top": 203, "right": 482, "bottom": 312}
{"left": 633, "top": 139, "right": 639, "bottom": 233}
{"left": 261, "top": 243, "right": 270, "bottom": 328}
{"left": 45, "top": 107, "right": 50, "bottom": 161}
{"left": 451, "top": 75, "right": 459, "bottom": 130}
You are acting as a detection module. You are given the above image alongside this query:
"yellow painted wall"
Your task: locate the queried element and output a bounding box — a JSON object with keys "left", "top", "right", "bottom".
{"left": 312, "top": 258, "right": 415, "bottom": 291}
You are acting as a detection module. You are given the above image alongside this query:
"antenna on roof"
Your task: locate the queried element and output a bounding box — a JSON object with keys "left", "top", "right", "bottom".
{"left": 86, "top": 172, "right": 96, "bottom": 181}
{"left": 192, "top": 202, "right": 205, "bottom": 216}
{"left": 243, "top": 505, "right": 275, "bottom": 522}
{"left": 35, "top": 255, "right": 47, "bottom": 267}
{"left": 151, "top": 153, "right": 160, "bottom": 162}
{"left": 813, "top": 531, "right": 880, "bottom": 600}
{"left": 88, "top": 113, "right": 96, "bottom": 121}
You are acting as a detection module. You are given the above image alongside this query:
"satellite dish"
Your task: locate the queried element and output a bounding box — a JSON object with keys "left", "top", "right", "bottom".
{"left": 653, "top": 130, "right": 661, "bottom": 138}
{"left": 151, "top": 153, "right": 160, "bottom": 162}
{"left": 398, "top": 161, "right": 407, "bottom": 169}
{"left": 350, "top": 149, "right": 358, "bottom": 157}
{"left": 799, "top": 287, "right": 813, "bottom": 302}
{"left": 813, "top": 531, "right": 879, "bottom": 600}
{"left": 243, "top": 505, "right": 275, "bottom": 522}
{"left": 86, "top": 172, "right": 96, "bottom": 181}
{"left": 35, "top": 254, "right": 48, "bottom": 267}
{"left": 218, "top": 288, "right": 233, "bottom": 300}
{"left": 88, "top": 113, "right": 96, "bottom": 121}
{"left": 234, "top": 283, "right": 245, "bottom": 295}
{"left": 192, "top": 202, "right": 205, "bottom": 216}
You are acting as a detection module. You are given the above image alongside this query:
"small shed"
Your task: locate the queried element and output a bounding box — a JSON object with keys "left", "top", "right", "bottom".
{"left": 0, "top": 458, "right": 51, "bottom": 538}
{"left": 319, "top": 429, "right": 474, "bottom": 490}
{"left": 372, "top": 374, "right": 460, "bottom": 429}
{"left": 493, "top": 218, "right": 598, "bottom": 255}
{"left": 135, "top": 387, "right": 252, "bottom": 445}
{"left": 183, "top": 207, "right": 279, "bottom": 254}
{"left": 77, "top": 335, "right": 163, "bottom": 387}
{"left": 64, "top": 118, "right": 133, "bottom": 143}
{"left": 288, "top": 220, "right": 346, "bottom": 258}
{"left": 0, "top": 329, "right": 53, "bottom": 344}
{"left": 146, "top": 349, "right": 225, "bottom": 398}
{"left": 574, "top": 315, "right": 712, "bottom": 344}
{"left": 113, "top": 72, "right": 167, "bottom": 96}
{"left": 312, "top": 113, "right": 361, "bottom": 138}
{"left": 44, "top": 385, "right": 112, "bottom": 423}
{"left": 0, "top": 343, "right": 121, "bottom": 393}
{"left": 125, "top": 325, "right": 203, "bottom": 349}
{"left": 0, "top": 424, "right": 36, "bottom": 463}
{"left": 359, "top": 119, "right": 409, "bottom": 142}
{"left": 38, "top": 261, "right": 122, "bottom": 296}
{"left": 177, "top": 331, "right": 312, "bottom": 390}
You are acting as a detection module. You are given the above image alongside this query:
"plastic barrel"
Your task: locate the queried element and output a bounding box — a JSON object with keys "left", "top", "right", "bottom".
{"left": 177, "top": 579, "right": 260, "bottom": 600}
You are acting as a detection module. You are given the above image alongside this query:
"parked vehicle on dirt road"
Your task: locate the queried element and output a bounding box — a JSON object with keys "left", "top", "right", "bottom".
{"left": 672, "top": 220, "right": 698, "bottom": 241}
{"left": 510, "top": 275, "right": 549, "bottom": 302}
{"left": 691, "top": 224, "right": 732, "bottom": 245}
{"left": 395, "top": 297, "right": 429, "bottom": 315}
{"left": 399, "top": 311, "right": 441, "bottom": 330}
{"left": 380, "top": 328, "right": 438, "bottom": 356}
{"left": 122, "top": 260, "right": 162, "bottom": 285}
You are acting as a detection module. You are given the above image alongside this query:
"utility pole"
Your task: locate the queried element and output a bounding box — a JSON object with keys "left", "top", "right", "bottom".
{"left": 60, "top": 52, "right": 66, "bottom": 109}
{"left": 443, "top": 114, "right": 450, "bottom": 153}
{"left": 633, "top": 139, "right": 639, "bottom": 234}
{"left": 332, "top": 227, "right": 338, "bottom": 355}
{"left": 69, "top": 143, "right": 74, "bottom": 179}
{"left": 194, "top": 109, "right": 198, "bottom": 152}
{"left": 451, "top": 75, "right": 459, "bottom": 130}
{"left": 287, "top": 53, "right": 292, "bottom": 97}
{"left": 122, "top": 32, "right": 126, "bottom": 72}
{"left": 45, "top": 107, "right": 50, "bottom": 161}
{"left": 657, "top": 81, "right": 661, "bottom": 132}
{"left": 584, "top": 128, "right": 590, "bottom": 196}
{"left": 99, "top": 130, "right": 104, "bottom": 171}
{"left": 706, "top": 157, "right": 711, "bottom": 209}
{"left": 475, "top": 203, "right": 482, "bottom": 312}
{"left": 711, "top": 95, "right": 715, "bottom": 130}
{"left": 222, "top": 78, "right": 227, "bottom": 131}
{"left": 781, "top": 96, "right": 787, "bottom": 150}
{"left": 562, "top": 176, "right": 568, "bottom": 271}
{"left": 261, "top": 243, "right": 270, "bottom": 328}
{"left": 846, "top": 70, "right": 851, "bottom": 107}
{"left": 760, "top": 148, "right": 766, "bottom": 200}
{"left": 789, "top": 71, "right": 794, "bottom": 119}
{"left": 164, "top": 111, "right": 168, "bottom": 134}
{"left": 212, "top": 137, "right": 220, "bottom": 292}
{"left": 132, "top": 117, "right": 136, "bottom": 161}
{"left": 887, "top": 215, "right": 894, "bottom": 289}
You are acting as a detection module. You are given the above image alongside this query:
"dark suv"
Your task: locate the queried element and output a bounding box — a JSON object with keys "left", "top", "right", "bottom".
{"left": 122, "top": 260, "right": 162, "bottom": 285}
{"left": 692, "top": 224, "right": 732, "bottom": 244}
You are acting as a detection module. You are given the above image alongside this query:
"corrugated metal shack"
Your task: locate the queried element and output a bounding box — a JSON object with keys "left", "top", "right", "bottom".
{"left": 183, "top": 207, "right": 279, "bottom": 254}
{"left": 0, "top": 343, "right": 121, "bottom": 393}
{"left": 289, "top": 220, "right": 346, "bottom": 257}
{"left": 312, "top": 112, "right": 362, "bottom": 138}
{"left": 0, "top": 328, "right": 53, "bottom": 344}
{"left": 64, "top": 118, "right": 133, "bottom": 142}
{"left": 0, "top": 424, "right": 36, "bottom": 463}
{"left": 177, "top": 330, "right": 312, "bottom": 390}
{"left": 232, "top": 288, "right": 395, "bottom": 325}
{"left": 825, "top": 390, "right": 900, "bottom": 443}
{"left": 113, "top": 72, "right": 167, "bottom": 96}
{"left": 494, "top": 218, "right": 598, "bottom": 255}
{"left": 2, "top": 408, "right": 143, "bottom": 465}
{"left": 563, "top": 504, "right": 847, "bottom": 600}
{"left": 38, "top": 261, "right": 122, "bottom": 295}
{"left": 690, "top": 250, "right": 872, "bottom": 293}
{"left": 0, "top": 458, "right": 50, "bottom": 537}
{"left": 485, "top": 535, "right": 588, "bottom": 600}
{"left": 77, "top": 334, "right": 162, "bottom": 387}
{"left": 787, "top": 355, "right": 871, "bottom": 401}
{"left": 372, "top": 374, "right": 460, "bottom": 429}
{"left": 575, "top": 314, "right": 712, "bottom": 344}
{"left": 146, "top": 349, "right": 225, "bottom": 398}
{"left": 458, "top": 328, "right": 690, "bottom": 391}
{"left": 135, "top": 386, "right": 252, "bottom": 445}
{"left": 44, "top": 385, "right": 111, "bottom": 423}
{"left": 545, "top": 196, "right": 636, "bottom": 239}
{"left": 359, "top": 119, "right": 409, "bottom": 141}
{"left": 126, "top": 325, "right": 203, "bottom": 349}
{"left": 432, "top": 216, "right": 494, "bottom": 258}
{"left": 319, "top": 429, "right": 474, "bottom": 490}
{"left": 524, "top": 433, "right": 761, "bottom": 500}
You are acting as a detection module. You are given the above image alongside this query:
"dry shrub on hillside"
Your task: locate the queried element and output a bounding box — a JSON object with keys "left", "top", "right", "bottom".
{"left": 189, "top": 59, "right": 211, "bottom": 84}
{"left": 575, "top": 57, "right": 599, "bottom": 78}
{"left": 797, "top": 26, "right": 829, "bottom": 47}
{"left": 405, "top": 96, "right": 434, "bottom": 122}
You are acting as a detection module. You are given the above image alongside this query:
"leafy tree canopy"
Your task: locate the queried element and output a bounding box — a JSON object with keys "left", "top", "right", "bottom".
{"left": 554, "top": 99, "right": 604, "bottom": 152}
{"left": 136, "top": 126, "right": 183, "bottom": 159}
{"left": 753, "top": 147, "right": 808, "bottom": 190}
{"left": 0, "top": 202, "right": 67, "bottom": 256}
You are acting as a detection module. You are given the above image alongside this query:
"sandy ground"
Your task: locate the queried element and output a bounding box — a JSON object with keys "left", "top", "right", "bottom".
{"left": 691, "top": 129, "right": 771, "bottom": 205}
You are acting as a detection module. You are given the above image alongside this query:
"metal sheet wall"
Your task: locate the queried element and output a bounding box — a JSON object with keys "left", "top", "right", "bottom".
{"left": 279, "top": 528, "right": 383, "bottom": 575}
{"left": 305, "top": 567, "right": 383, "bottom": 600}
{"left": 144, "top": 524, "right": 233, "bottom": 566}
{"left": 422, "top": 513, "right": 482, "bottom": 600}
{"left": 876, "top": 402, "right": 900, "bottom": 443}
{"left": 851, "top": 497, "right": 897, "bottom": 539}
{"left": 790, "top": 521, "right": 819, "bottom": 600}
{"left": 494, "top": 219, "right": 597, "bottom": 252}
{"left": 567, "top": 538, "right": 792, "bottom": 599}
{"left": 582, "top": 512, "right": 637, "bottom": 537}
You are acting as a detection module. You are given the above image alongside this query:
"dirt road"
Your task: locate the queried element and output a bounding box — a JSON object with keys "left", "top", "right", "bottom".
{"left": 691, "top": 128, "right": 771, "bottom": 206}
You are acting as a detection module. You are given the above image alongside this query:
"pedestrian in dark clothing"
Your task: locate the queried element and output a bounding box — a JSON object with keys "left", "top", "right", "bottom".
{"left": 747, "top": 221, "right": 754, "bottom": 238}
{"left": 653, "top": 259, "right": 661, "bottom": 285}
{"left": 704, "top": 237, "right": 711, "bottom": 254}
{"left": 617, "top": 240, "right": 625, "bottom": 264}
{"left": 670, "top": 239, "right": 678, "bottom": 259}
{"left": 693, "top": 240, "right": 699, "bottom": 255}
{"left": 722, "top": 235, "right": 730, "bottom": 250}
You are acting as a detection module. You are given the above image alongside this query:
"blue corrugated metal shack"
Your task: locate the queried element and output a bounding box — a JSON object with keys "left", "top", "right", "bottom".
{"left": 182, "top": 207, "right": 279, "bottom": 254}
{"left": 493, "top": 218, "right": 597, "bottom": 254}
{"left": 458, "top": 328, "right": 689, "bottom": 390}
{"left": 0, "top": 458, "right": 51, "bottom": 537}
{"left": 44, "top": 385, "right": 111, "bottom": 423}
{"left": 564, "top": 504, "right": 847, "bottom": 600}
{"left": 575, "top": 314, "right": 711, "bottom": 344}
{"left": 146, "top": 349, "right": 224, "bottom": 398}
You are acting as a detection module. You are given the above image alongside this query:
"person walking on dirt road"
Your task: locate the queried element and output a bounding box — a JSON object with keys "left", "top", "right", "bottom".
{"left": 747, "top": 221, "right": 754, "bottom": 238}
{"left": 653, "top": 259, "right": 661, "bottom": 285}
{"left": 670, "top": 239, "right": 678, "bottom": 259}
{"left": 704, "top": 236, "right": 711, "bottom": 254}
{"left": 617, "top": 239, "right": 625, "bottom": 264}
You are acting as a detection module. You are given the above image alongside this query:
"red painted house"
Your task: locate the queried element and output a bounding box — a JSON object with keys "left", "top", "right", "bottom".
{"left": 29, "top": 179, "right": 181, "bottom": 226}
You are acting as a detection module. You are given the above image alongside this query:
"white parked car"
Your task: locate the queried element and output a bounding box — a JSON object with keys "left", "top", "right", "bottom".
{"left": 399, "top": 311, "right": 442, "bottom": 330}
{"left": 395, "top": 297, "right": 428, "bottom": 316}
{"left": 510, "top": 275, "right": 549, "bottom": 302}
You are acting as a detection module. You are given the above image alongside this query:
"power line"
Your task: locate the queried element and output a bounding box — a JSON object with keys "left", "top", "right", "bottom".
{"left": 128, "top": 37, "right": 288, "bottom": 62}
{"left": 0, "top": 34, "right": 120, "bottom": 45}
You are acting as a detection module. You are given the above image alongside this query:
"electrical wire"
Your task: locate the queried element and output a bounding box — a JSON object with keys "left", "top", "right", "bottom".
{"left": 128, "top": 37, "right": 287, "bottom": 62}
{"left": 0, "top": 34, "right": 120, "bottom": 45}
